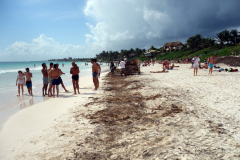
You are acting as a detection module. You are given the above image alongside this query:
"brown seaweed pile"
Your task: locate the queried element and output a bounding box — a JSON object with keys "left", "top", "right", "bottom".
{"left": 69, "top": 71, "right": 183, "bottom": 159}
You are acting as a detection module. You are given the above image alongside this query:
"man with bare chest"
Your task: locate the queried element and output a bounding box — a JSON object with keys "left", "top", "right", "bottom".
{"left": 57, "top": 63, "right": 68, "bottom": 92}
{"left": 91, "top": 59, "right": 99, "bottom": 90}
{"left": 41, "top": 63, "right": 48, "bottom": 96}
{"left": 70, "top": 62, "right": 80, "bottom": 94}
{"left": 207, "top": 54, "right": 215, "bottom": 75}
{"left": 47, "top": 63, "right": 53, "bottom": 97}
{"left": 25, "top": 68, "right": 33, "bottom": 96}
{"left": 49, "top": 64, "right": 61, "bottom": 98}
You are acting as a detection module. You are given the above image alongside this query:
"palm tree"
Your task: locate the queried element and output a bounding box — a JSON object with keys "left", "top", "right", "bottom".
{"left": 186, "top": 34, "right": 203, "bottom": 50}
{"left": 150, "top": 46, "right": 156, "bottom": 51}
{"left": 230, "top": 29, "right": 239, "bottom": 45}
{"left": 216, "top": 30, "right": 231, "bottom": 47}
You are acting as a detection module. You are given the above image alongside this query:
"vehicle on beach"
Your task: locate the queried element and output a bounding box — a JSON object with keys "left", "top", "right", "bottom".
{"left": 125, "top": 59, "right": 141, "bottom": 75}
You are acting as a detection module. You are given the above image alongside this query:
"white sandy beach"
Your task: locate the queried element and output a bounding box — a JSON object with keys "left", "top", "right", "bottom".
{"left": 1, "top": 63, "right": 240, "bottom": 159}
{"left": 0, "top": 73, "right": 108, "bottom": 159}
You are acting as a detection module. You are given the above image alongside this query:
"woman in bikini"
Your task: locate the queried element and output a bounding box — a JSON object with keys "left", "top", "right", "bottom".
{"left": 16, "top": 70, "right": 25, "bottom": 96}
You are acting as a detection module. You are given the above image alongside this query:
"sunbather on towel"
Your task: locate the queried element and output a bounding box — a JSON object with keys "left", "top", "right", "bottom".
{"left": 150, "top": 70, "right": 168, "bottom": 73}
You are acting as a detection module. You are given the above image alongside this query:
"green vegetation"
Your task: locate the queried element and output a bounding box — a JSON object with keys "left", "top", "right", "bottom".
{"left": 94, "top": 29, "right": 240, "bottom": 62}
{"left": 158, "top": 46, "right": 240, "bottom": 61}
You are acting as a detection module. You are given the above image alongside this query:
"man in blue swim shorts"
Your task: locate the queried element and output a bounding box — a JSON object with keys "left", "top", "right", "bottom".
{"left": 207, "top": 54, "right": 215, "bottom": 75}
{"left": 24, "top": 68, "right": 33, "bottom": 96}
{"left": 91, "top": 59, "right": 99, "bottom": 90}
{"left": 49, "top": 64, "right": 61, "bottom": 98}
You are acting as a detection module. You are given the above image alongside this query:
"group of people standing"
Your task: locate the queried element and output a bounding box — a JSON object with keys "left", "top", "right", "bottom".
{"left": 16, "top": 68, "right": 33, "bottom": 96}
{"left": 16, "top": 59, "right": 101, "bottom": 98}
{"left": 41, "top": 63, "right": 69, "bottom": 98}
{"left": 191, "top": 54, "right": 215, "bottom": 76}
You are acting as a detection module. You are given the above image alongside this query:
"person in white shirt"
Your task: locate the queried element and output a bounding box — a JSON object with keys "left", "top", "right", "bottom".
{"left": 192, "top": 55, "right": 201, "bottom": 76}
{"left": 120, "top": 59, "right": 126, "bottom": 77}
{"left": 124, "top": 56, "right": 127, "bottom": 61}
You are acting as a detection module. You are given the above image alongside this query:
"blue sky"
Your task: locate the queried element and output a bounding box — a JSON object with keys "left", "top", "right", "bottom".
{"left": 0, "top": 0, "right": 89, "bottom": 48}
{"left": 0, "top": 0, "right": 240, "bottom": 61}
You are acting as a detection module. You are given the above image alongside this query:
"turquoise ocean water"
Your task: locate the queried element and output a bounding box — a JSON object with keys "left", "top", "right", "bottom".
{"left": 0, "top": 61, "right": 108, "bottom": 130}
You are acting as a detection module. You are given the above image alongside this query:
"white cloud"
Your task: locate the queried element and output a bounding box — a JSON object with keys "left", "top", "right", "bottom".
{"left": 1, "top": 0, "right": 240, "bottom": 61}
{"left": 1, "top": 34, "right": 85, "bottom": 59}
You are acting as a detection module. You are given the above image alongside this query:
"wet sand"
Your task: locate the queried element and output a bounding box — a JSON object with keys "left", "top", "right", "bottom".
{"left": 1, "top": 63, "right": 240, "bottom": 159}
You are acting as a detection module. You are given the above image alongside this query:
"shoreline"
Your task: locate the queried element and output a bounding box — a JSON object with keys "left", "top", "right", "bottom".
{"left": 0, "top": 66, "right": 110, "bottom": 131}
{"left": 0, "top": 71, "right": 108, "bottom": 159}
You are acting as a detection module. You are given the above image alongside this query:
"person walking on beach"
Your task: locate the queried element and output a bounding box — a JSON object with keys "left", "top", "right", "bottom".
{"left": 49, "top": 64, "right": 61, "bottom": 98}
{"left": 110, "top": 61, "right": 115, "bottom": 76}
{"left": 41, "top": 63, "right": 48, "bottom": 96}
{"left": 91, "top": 59, "right": 99, "bottom": 90}
{"left": 47, "top": 63, "right": 53, "bottom": 97}
{"left": 120, "top": 59, "right": 126, "bottom": 77}
{"left": 57, "top": 64, "right": 68, "bottom": 92}
{"left": 207, "top": 54, "right": 215, "bottom": 75}
{"left": 70, "top": 62, "right": 80, "bottom": 94}
{"left": 25, "top": 68, "right": 33, "bottom": 96}
{"left": 192, "top": 55, "right": 200, "bottom": 76}
{"left": 16, "top": 70, "right": 25, "bottom": 96}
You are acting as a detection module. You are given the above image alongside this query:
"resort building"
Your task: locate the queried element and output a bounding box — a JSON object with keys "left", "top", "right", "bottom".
{"left": 162, "top": 41, "right": 184, "bottom": 52}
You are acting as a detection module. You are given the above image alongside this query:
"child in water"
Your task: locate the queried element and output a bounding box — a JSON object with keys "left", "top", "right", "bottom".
{"left": 16, "top": 70, "right": 25, "bottom": 96}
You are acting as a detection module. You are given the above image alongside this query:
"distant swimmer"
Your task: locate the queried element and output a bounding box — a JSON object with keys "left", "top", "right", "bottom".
{"left": 16, "top": 70, "right": 25, "bottom": 96}
{"left": 49, "top": 64, "right": 61, "bottom": 98}
{"left": 47, "top": 63, "right": 53, "bottom": 97}
{"left": 62, "top": 63, "right": 64, "bottom": 67}
{"left": 57, "top": 64, "right": 68, "bottom": 92}
{"left": 41, "top": 63, "right": 48, "bottom": 96}
{"left": 25, "top": 68, "right": 33, "bottom": 96}
{"left": 70, "top": 62, "right": 80, "bottom": 94}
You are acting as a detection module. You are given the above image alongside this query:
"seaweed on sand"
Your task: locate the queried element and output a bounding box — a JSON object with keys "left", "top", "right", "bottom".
{"left": 71, "top": 71, "right": 183, "bottom": 159}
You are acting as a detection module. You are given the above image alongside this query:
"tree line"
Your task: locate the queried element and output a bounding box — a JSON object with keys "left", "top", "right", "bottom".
{"left": 185, "top": 29, "right": 240, "bottom": 51}
{"left": 95, "top": 48, "right": 147, "bottom": 61}
{"left": 95, "top": 29, "right": 240, "bottom": 61}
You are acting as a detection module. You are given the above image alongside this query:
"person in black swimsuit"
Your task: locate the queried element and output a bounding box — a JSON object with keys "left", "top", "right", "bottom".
{"left": 70, "top": 62, "right": 80, "bottom": 94}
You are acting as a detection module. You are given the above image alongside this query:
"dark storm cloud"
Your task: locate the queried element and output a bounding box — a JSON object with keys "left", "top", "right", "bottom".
{"left": 84, "top": 0, "right": 240, "bottom": 51}
{"left": 157, "top": 0, "right": 240, "bottom": 39}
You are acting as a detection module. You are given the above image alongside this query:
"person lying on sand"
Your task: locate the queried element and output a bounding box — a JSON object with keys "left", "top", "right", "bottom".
{"left": 150, "top": 69, "right": 168, "bottom": 73}
{"left": 165, "top": 63, "right": 179, "bottom": 69}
